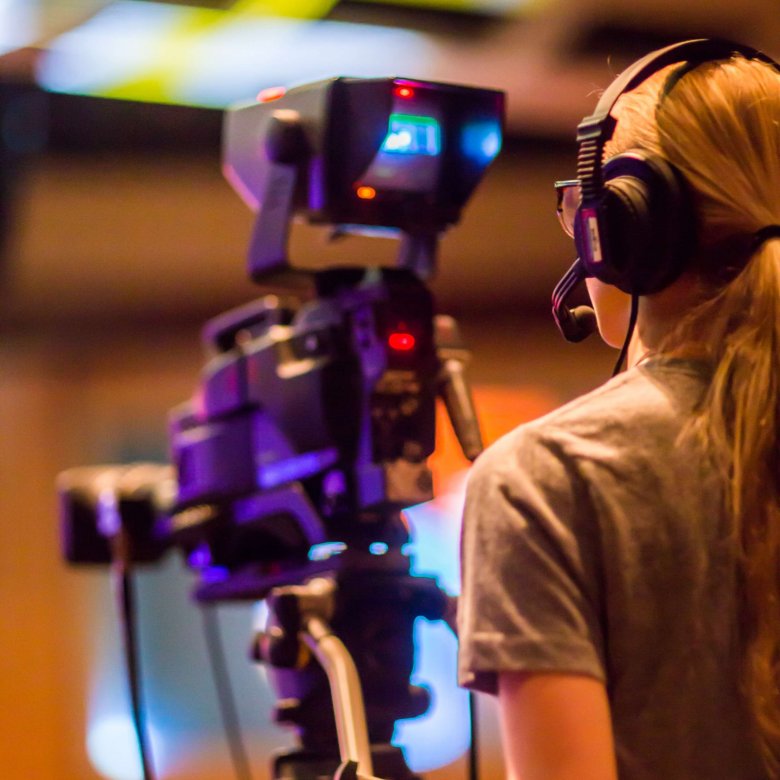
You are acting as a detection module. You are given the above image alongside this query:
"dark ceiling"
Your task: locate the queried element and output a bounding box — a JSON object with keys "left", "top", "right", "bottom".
{"left": 0, "top": 0, "right": 777, "bottom": 329}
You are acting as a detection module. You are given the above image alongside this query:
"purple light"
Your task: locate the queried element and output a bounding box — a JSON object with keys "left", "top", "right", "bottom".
{"left": 187, "top": 544, "right": 211, "bottom": 569}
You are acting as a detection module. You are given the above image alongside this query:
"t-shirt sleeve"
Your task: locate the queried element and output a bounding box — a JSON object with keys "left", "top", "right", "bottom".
{"left": 457, "top": 424, "right": 607, "bottom": 695}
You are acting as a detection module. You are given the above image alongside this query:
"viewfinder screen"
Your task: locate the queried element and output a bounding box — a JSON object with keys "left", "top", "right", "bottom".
{"left": 380, "top": 114, "right": 441, "bottom": 156}
{"left": 359, "top": 109, "right": 443, "bottom": 193}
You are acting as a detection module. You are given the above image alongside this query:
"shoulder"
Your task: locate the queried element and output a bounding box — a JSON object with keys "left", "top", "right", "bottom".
{"left": 469, "top": 359, "right": 708, "bottom": 489}
{"left": 465, "top": 370, "right": 633, "bottom": 498}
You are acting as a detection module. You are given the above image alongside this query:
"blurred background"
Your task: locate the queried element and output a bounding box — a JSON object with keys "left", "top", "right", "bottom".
{"left": 0, "top": 1, "right": 777, "bottom": 778}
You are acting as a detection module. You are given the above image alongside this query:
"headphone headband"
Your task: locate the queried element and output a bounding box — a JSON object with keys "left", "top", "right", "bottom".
{"left": 576, "top": 39, "right": 776, "bottom": 202}
{"left": 577, "top": 38, "right": 775, "bottom": 146}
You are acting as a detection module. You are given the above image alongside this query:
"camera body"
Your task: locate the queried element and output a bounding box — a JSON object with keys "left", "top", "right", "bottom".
{"left": 163, "top": 270, "right": 439, "bottom": 597}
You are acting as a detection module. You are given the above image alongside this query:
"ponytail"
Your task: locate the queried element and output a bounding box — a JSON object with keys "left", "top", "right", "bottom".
{"left": 605, "top": 55, "right": 780, "bottom": 766}
{"left": 696, "top": 237, "right": 780, "bottom": 769}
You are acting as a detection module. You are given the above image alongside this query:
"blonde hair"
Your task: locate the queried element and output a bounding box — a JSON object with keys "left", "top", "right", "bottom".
{"left": 608, "top": 55, "right": 780, "bottom": 768}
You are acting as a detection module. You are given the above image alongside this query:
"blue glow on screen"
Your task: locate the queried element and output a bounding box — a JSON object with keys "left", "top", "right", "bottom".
{"left": 461, "top": 120, "right": 503, "bottom": 164}
{"left": 380, "top": 114, "right": 441, "bottom": 156}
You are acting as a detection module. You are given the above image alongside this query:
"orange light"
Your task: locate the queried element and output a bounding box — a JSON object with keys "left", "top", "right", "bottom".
{"left": 395, "top": 85, "right": 415, "bottom": 99}
{"left": 389, "top": 332, "right": 415, "bottom": 351}
{"left": 356, "top": 185, "right": 377, "bottom": 200}
{"left": 257, "top": 86, "right": 287, "bottom": 103}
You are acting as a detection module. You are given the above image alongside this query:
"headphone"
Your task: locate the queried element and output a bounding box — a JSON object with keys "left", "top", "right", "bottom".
{"left": 554, "top": 38, "right": 780, "bottom": 343}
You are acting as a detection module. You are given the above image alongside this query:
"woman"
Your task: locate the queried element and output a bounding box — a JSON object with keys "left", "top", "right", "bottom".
{"left": 458, "top": 43, "right": 780, "bottom": 779}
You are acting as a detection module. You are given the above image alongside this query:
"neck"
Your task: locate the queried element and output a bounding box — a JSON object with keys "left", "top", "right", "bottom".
{"left": 627, "top": 321, "right": 653, "bottom": 367}
{"left": 627, "top": 273, "right": 704, "bottom": 368}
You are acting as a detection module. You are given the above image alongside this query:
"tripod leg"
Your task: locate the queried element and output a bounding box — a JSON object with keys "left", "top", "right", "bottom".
{"left": 302, "top": 615, "right": 381, "bottom": 780}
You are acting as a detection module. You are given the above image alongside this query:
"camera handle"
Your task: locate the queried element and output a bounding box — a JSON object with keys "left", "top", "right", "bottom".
{"left": 435, "top": 315, "right": 483, "bottom": 462}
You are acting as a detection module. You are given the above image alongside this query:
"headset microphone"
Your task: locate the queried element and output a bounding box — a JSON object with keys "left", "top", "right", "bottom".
{"left": 552, "top": 258, "right": 597, "bottom": 342}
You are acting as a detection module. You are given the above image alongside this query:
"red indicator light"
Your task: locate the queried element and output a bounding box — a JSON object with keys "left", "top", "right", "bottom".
{"left": 394, "top": 85, "right": 415, "bottom": 99}
{"left": 389, "top": 332, "right": 415, "bottom": 351}
{"left": 257, "top": 86, "right": 287, "bottom": 103}
{"left": 356, "top": 185, "right": 377, "bottom": 200}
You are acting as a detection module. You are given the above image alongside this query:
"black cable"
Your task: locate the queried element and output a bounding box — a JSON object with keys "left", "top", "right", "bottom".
{"left": 611, "top": 293, "right": 639, "bottom": 377}
{"left": 468, "top": 692, "right": 479, "bottom": 780}
{"left": 201, "top": 604, "right": 255, "bottom": 780}
{"left": 114, "top": 564, "right": 156, "bottom": 780}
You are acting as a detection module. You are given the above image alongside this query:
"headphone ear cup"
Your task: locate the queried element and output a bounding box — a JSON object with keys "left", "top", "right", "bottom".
{"left": 579, "top": 151, "right": 696, "bottom": 295}
{"left": 599, "top": 174, "right": 653, "bottom": 290}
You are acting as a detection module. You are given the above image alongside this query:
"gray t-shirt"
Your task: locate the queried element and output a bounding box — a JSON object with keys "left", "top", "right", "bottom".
{"left": 458, "top": 358, "right": 767, "bottom": 779}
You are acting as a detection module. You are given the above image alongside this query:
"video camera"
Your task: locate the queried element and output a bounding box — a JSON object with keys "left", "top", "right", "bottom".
{"left": 58, "top": 76, "right": 504, "bottom": 780}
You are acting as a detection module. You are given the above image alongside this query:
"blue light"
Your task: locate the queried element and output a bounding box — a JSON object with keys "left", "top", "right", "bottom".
{"left": 461, "top": 120, "right": 502, "bottom": 164}
{"left": 36, "top": 1, "right": 183, "bottom": 97}
{"left": 0, "top": 0, "right": 37, "bottom": 58}
{"left": 201, "top": 564, "right": 230, "bottom": 583}
{"left": 369, "top": 542, "right": 389, "bottom": 555}
{"left": 390, "top": 474, "right": 471, "bottom": 771}
{"left": 403, "top": 473, "right": 467, "bottom": 596}
{"left": 36, "top": 3, "right": 434, "bottom": 109}
{"left": 308, "top": 541, "right": 347, "bottom": 561}
{"left": 380, "top": 114, "right": 441, "bottom": 156}
{"left": 392, "top": 618, "right": 470, "bottom": 771}
{"left": 87, "top": 715, "right": 164, "bottom": 780}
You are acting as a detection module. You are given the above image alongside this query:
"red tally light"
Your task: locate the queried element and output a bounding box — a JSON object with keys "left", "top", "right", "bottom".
{"left": 257, "top": 86, "right": 287, "bottom": 103}
{"left": 389, "top": 332, "right": 415, "bottom": 351}
{"left": 394, "top": 85, "right": 415, "bottom": 99}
